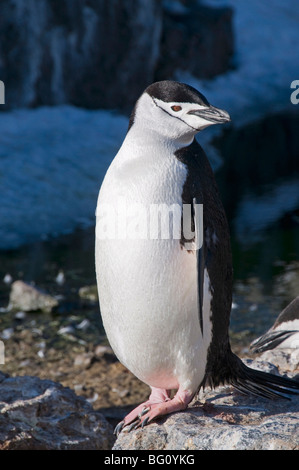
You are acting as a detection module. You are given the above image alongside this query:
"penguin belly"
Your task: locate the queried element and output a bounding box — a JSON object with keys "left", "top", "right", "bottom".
{"left": 95, "top": 152, "right": 213, "bottom": 393}
{"left": 96, "top": 236, "right": 212, "bottom": 392}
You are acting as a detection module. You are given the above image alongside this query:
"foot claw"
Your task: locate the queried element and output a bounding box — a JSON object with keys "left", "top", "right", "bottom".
{"left": 114, "top": 387, "right": 192, "bottom": 435}
{"left": 138, "top": 406, "right": 150, "bottom": 418}
{"left": 114, "top": 420, "right": 125, "bottom": 436}
{"left": 127, "top": 420, "right": 139, "bottom": 432}
{"left": 141, "top": 416, "right": 149, "bottom": 428}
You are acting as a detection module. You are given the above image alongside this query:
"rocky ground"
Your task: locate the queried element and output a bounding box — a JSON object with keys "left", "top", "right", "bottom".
{"left": 0, "top": 371, "right": 114, "bottom": 450}
{"left": 0, "top": 278, "right": 298, "bottom": 450}
{"left": 114, "top": 368, "right": 299, "bottom": 450}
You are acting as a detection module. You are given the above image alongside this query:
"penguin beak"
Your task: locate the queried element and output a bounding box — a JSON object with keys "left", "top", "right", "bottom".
{"left": 188, "top": 105, "right": 231, "bottom": 124}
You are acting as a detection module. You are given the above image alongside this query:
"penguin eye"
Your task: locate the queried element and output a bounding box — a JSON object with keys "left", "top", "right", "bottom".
{"left": 171, "top": 105, "right": 182, "bottom": 112}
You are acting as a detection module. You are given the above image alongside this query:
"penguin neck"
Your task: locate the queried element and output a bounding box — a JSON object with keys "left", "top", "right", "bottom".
{"left": 126, "top": 121, "right": 195, "bottom": 153}
{"left": 111, "top": 125, "right": 194, "bottom": 172}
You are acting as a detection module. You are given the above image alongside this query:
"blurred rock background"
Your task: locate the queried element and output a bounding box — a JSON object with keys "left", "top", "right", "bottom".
{"left": 0, "top": 0, "right": 233, "bottom": 110}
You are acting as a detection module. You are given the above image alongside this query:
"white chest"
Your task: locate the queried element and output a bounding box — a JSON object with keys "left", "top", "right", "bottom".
{"left": 96, "top": 133, "right": 190, "bottom": 241}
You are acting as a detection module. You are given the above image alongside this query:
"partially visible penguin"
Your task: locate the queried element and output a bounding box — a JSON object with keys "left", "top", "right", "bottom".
{"left": 251, "top": 296, "right": 299, "bottom": 352}
{"left": 95, "top": 80, "right": 299, "bottom": 433}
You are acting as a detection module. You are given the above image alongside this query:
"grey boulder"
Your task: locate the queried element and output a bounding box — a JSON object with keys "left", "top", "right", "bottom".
{"left": 0, "top": 372, "right": 114, "bottom": 450}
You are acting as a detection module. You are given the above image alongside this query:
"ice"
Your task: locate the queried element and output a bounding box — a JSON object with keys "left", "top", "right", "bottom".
{"left": 0, "top": 106, "right": 128, "bottom": 249}
{"left": 181, "top": 0, "right": 299, "bottom": 125}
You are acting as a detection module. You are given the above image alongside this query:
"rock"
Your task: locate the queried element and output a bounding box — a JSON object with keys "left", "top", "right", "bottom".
{"left": 1, "top": 328, "right": 14, "bottom": 340}
{"left": 260, "top": 349, "right": 299, "bottom": 375}
{"left": 74, "top": 352, "right": 93, "bottom": 368}
{"left": 0, "top": 0, "right": 234, "bottom": 111}
{"left": 114, "top": 390, "right": 299, "bottom": 450}
{"left": 8, "top": 280, "right": 58, "bottom": 313}
{"left": 3, "top": 273, "right": 13, "bottom": 284}
{"left": 94, "top": 345, "right": 115, "bottom": 357}
{"left": 79, "top": 285, "right": 98, "bottom": 302}
{"left": 113, "top": 355, "right": 299, "bottom": 450}
{"left": 0, "top": 0, "right": 162, "bottom": 111}
{"left": 55, "top": 271, "right": 65, "bottom": 285}
{"left": 14, "top": 311, "right": 26, "bottom": 320}
{"left": 0, "top": 372, "right": 114, "bottom": 450}
{"left": 76, "top": 319, "right": 91, "bottom": 331}
{"left": 158, "top": 2, "right": 234, "bottom": 80}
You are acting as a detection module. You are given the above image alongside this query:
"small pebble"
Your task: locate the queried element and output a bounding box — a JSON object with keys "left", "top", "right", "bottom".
{"left": 15, "top": 311, "right": 26, "bottom": 320}
{"left": 31, "top": 327, "right": 43, "bottom": 336}
{"left": 74, "top": 353, "right": 92, "bottom": 367}
{"left": 1, "top": 328, "right": 14, "bottom": 340}
{"left": 112, "top": 387, "right": 129, "bottom": 398}
{"left": 55, "top": 271, "right": 65, "bottom": 285}
{"left": 54, "top": 294, "right": 65, "bottom": 301}
{"left": 86, "top": 392, "right": 99, "bottom": 404}
{"left": 76, "top": 319, "right": 90, "bottom": 330}
{"left": 58, "top": 325, "right": 76, "bottom": 335}
{"left": 19, "top": 359, "right": 31, "bottom": 367}
{"left": 78, "top": 285, "right": 98, "bottom": 302}
{"left": 95, "top": 345, "right": 113, "bottom": 355}
{"left": 37, "top": 340, "right": 46, "bottom": 350}
{"left": 3, "top": 273, "right": 13, "bottom": 284}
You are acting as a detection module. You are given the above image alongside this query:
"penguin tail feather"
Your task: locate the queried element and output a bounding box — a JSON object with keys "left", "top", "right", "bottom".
{"left": 203, "top": 352, "right": 299, "bottom": 400}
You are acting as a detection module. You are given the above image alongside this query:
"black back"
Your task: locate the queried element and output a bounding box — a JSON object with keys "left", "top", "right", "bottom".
{"left": 175, "top": 139, "right": 234, "bottom": 386}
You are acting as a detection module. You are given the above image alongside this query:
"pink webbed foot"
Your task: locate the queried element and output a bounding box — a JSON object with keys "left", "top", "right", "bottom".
{"left": 114, "top": 386, "right": 194, "bottom": 435}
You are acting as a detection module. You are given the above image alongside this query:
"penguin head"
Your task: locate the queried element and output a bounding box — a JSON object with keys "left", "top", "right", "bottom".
{"left": 129, "top": 80, "right": 230, "bottom": 141}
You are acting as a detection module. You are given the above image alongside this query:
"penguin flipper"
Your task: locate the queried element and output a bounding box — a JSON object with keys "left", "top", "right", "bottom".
{"left": 193, "top": 197, "right": 204, "bottom": 336}
{"left": 250, "top": 330, "right": 298, "bottom": 353}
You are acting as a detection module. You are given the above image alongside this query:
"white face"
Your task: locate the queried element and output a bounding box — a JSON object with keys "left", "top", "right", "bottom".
{"left": 153, "top": 97, "right": 216, "bottom": 132}
{"left": 132, "top": 93, "right": 230, "bottom": 142}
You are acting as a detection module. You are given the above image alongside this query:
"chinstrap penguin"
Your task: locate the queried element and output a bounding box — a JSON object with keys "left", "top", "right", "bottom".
{"left": 251, "top": 296, "right": 299, "bottom": 352}
{"left": 95, "top": 80, "right": 299, "bottom": 434}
